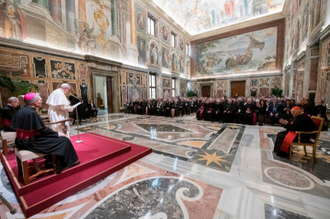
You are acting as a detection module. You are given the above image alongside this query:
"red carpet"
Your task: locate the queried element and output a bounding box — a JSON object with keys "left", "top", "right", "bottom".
{"left": 0, "top": 133, "right": 152, "bottom": 218}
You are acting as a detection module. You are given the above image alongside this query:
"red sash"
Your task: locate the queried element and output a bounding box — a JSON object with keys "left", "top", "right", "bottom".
{"left": 280, "top": 131, "right": 297, "bottom": 153}
{"left": 3, "top": 118, "right": 11, "bottom": 126}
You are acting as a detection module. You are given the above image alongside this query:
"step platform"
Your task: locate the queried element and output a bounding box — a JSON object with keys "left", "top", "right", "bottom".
{"left": 0, "top": 133, "right": 152, "bottom": 218}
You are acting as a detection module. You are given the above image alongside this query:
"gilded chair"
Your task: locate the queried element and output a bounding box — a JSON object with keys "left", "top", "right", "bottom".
{"left": 289, "top": 116, "right": 324, "bottom": 162}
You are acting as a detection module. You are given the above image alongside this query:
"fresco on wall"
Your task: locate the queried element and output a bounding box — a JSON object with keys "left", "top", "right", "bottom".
{"left": 172, "top": 52, "right": 178, "bottom": 72}
{"left": 301, "top": 3, "right": 309, "bottom": 42}
{"left": 153, "top": 0, "right": 284, "bottom": 35}
{"left": 195, "top": 26, "right": 277, "bottom": 76}
{"left": 137, "top": 13, "right": 146, "bottom": 31}
{"left": 78, "top": 22, "right": 96, "bottom": 55}
{"left": 137, "top": 36, "right": 146, "bottom": 65}
{"left": 179, "top": 38, "right": 184, "bottom": 51}
{"left": 149, "top": 42, "right": 159, "bottom": 65}
{"left": 161, "top": 25, "right": 169, "bottom": 42}
{"left": 162, "top": 47, "right": 170, "bottom": 68}
{"left": 179, "top": 56, "right": 184, "bottom": 73}
{"left": 0, "top": 0, "right": 27, "bottom": 41}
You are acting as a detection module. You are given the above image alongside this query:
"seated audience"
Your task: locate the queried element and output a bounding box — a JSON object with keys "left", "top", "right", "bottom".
{"left": 257, "top": 99, "right": 267, "bottom": 126}
{"left": 1, "top": 97, "right": 19, "bottom": 131}
{"left": 10, "top": 93, "right": 79, "bottom": 173}
{"left": 281, "top": 99, "right": 292, "bottom": 121}
{"left": 273, "top": 106, "right": 316, "bottom": 157}
{"left": 88, "top": 99, "right": 98, "bottom": 121}
{"left": 312, "top": 100, "right": 328, "bottom": 131}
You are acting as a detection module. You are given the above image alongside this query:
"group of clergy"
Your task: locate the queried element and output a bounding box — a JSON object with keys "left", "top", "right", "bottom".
{"left": 1, "top": 84, "right": 80, "bottom": 173}
{"left": 125, "top": 98, "right": 198, "bottom": 118}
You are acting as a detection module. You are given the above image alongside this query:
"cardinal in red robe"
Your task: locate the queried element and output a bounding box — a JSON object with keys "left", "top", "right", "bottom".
{"left": 273, "top": 106, "right": 316, "bottom": 157}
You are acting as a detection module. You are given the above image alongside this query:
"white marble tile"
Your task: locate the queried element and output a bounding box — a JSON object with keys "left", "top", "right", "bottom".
{"left": 230, "top": 147, "right": 263, "bottom": 183}
{"left": 218, "top": 186, "right": 244, "bottom": 216}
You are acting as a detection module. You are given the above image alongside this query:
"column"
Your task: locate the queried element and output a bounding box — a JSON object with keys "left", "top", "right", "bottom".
{"left": 111, "top": 0, "right": 118, "bottom": 37}
{"left": 49, "top": 0, "right": 62, "bottom": 23}
{"left": 130, "top": 0, "right": 136, "bottom": 45}
{"left": 303, "top": 48, "right": 311, "bottom": 99}
{"left": 65, "top": 0, "right": 75, "bottom": 34}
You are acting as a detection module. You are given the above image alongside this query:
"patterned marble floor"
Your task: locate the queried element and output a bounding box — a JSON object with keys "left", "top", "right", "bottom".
{"left": 1, "top": 113, "right": 330, "bottom": 219}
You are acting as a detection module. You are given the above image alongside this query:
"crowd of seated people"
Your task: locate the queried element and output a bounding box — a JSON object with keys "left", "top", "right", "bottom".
{"left": 125, "top": 96, "right": 328, "bottom": 129}
{"left": 125, "top": 97, "right": 198, "bottom": 117}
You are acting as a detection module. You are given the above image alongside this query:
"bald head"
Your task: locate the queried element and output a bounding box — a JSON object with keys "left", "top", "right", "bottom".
{"left": 290, "top": 107, "right": 303, "bottom": 118}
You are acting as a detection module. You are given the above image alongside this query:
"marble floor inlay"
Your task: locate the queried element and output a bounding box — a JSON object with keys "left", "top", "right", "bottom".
{"left": 78, "top": 116, "right": 244, "bottom": 172}
{"left": 1, "top": 113, "right": 330, "bottom": 219}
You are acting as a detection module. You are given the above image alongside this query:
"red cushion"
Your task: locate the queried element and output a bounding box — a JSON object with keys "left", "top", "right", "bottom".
{"left": 312, "top": 118, "right": 321, "bottom": 130}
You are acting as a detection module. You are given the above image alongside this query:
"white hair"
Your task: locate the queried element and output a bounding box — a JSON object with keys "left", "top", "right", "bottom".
{"left": 60, "top": 83, "right": 70, "bottom": 89}
{"left": 8, "top": 97, "right": 18, "bottom": 103}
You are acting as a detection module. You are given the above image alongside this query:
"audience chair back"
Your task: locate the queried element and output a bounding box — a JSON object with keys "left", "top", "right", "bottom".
{"left": 290, "top": 116, "right": 324, "bottom": 162}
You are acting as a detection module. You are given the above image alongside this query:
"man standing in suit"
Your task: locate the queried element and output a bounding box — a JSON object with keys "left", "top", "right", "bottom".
{"left": 88, "top": 100, "right": 98, "bottom": 122}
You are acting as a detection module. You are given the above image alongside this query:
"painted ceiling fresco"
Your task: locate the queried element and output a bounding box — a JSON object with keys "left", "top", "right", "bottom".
{"left": 195, "top": 26, "right": 277, "bottom": 76}
{"left": 153, "top": 0, "right": 284, "bottom": 35}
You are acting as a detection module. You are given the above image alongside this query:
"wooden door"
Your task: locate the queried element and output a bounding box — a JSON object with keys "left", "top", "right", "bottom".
{"left": 231, "top": 81, "right": 245, "bottom": 97}
{"left": 202, "top": 86, "right": 211, "bottom": 97}
{"left": 106, "top": 77, "right": 113, "bottom": 113}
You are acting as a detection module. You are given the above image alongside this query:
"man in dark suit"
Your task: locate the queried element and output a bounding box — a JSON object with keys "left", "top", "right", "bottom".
{"left": 88, "top": 99, "right": 98, "bottom": 121}
{"left": 1, "top": 97, "right": 19, "bottom": 131}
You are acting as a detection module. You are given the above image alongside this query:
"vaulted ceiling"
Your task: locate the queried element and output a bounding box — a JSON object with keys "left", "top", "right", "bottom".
{"left": 152, "top": 0, "right": 284, "bottom": 35}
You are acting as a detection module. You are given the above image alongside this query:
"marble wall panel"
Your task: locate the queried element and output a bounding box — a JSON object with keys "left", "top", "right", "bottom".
{"left": 50, "top": 60, "right": 75, "bottom": 80}
{"left": 35, "top": 80, "right": 49, "bottom": 109}
{"left": 119, "top": 69, "right": 148, "bottom": 107}
{"left": 33, "top": 57, "right": 47, "bottom": 78}
{"left": 0, "top": 52, "right": 29, "bottom": 77}
{"left": 78, "top": 63, "right": 88, "bottom": 82}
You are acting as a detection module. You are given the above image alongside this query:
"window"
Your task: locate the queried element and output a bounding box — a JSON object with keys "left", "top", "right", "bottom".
{"left": 171, "top": 33, "right": 176, "bottom": 47}
{"left": 171, "top": 78, "right": 176, "bottom": 97}
{"left": 149, "top": 74, "right": 156, "bottom": 99}
{"left": 186, "top": 43, "right": 190, "bottom": 56}
{"left": 148, "top": 16, "right": 155, "bottom": 36}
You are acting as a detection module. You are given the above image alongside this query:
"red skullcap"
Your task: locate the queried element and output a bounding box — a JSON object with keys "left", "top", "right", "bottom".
{"left": 291, "top": 106, "right": 301, "bottom": 110}
{"left": 24, "top": 93, "right": 37, "bottom": 102}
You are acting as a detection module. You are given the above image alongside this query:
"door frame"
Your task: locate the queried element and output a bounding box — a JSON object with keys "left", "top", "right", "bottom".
{"left": 91, "top": 69, "right": 120, "bottom": 113}
{"left": 228, "top": 79, "right": 246, "bottom": 97}
{"left": 198, "top": 81, "right": 214, "bottom": 97}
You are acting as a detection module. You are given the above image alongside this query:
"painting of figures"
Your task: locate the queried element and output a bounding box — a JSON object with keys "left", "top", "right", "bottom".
{"left": 138, "top": 37, "right": 146, "bottom": 65}
{"left": 153, "top": 0, "right": 284, "bottom": 35}
{"left": 149, "top": 42, "right": 159, "bottom": 65}
{"left": 172, "top": 53, "right": 178, "bottom": 72}
{"left": 0, "top": 0, "right": 26, "bottom": 40}
{"left": 195, "top": 26, "right": 277, "bottom": 76}
{"left": 162, "top": 47, "right": 170, "bottom": 68}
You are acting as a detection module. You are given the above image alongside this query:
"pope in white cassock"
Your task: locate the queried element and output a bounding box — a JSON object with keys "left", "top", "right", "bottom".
{"left": 46, "top": 84, "right": 76, "bottom": 138}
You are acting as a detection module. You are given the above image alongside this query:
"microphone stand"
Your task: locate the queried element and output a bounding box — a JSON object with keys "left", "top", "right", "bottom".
{"left": 0, "top": 192, "right": 17, "bottom": 214}
{"left": 70, "top": 95, "right": 83, "bottom": 143}
{"left": 75, "top": 107, "right": 83, "bottom": 143}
